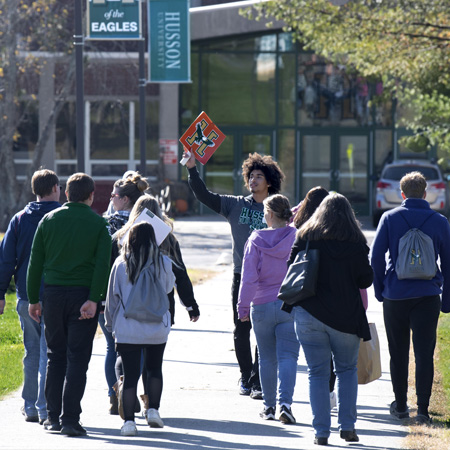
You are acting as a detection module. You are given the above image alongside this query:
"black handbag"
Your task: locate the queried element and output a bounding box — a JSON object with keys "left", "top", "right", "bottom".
{"left": 277, "top": 240, "right": 320, "bottom": 305}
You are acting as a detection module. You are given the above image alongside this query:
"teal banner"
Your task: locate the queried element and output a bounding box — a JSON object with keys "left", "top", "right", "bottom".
{"left": 148, "top": 0, "right": 191, "bottom": 83}
{"left": 87, "top": 0, "right": 142, "bottom": 40}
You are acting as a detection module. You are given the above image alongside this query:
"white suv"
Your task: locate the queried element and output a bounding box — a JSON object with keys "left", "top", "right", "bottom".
{"left": 373, "top": 160, "right": 450, "bottom": 227}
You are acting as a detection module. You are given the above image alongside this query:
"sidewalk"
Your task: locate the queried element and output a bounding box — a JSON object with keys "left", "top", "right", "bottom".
{"left": 1, "top": 216, "right": 409, "bottom": 450}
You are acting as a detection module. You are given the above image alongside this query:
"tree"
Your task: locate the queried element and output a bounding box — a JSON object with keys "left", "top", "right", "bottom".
{"left": 242, "top": 0, "right": 450, "bottom": 154}
{"left": 0, "top": 0, "right": 74, "bottom": 229}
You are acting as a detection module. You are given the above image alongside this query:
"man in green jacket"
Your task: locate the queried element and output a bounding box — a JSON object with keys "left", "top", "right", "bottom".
{"left": 27, "top": 173, "right": 111, "bottom": 437}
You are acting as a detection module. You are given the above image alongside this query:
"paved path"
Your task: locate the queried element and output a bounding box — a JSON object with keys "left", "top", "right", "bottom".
{"left": 1, "top": 216, "right": 408, "bottom": 450}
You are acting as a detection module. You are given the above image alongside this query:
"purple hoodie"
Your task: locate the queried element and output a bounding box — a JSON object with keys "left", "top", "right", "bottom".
{"left": 237, "top": 226, "right": 296, "bottom": 319}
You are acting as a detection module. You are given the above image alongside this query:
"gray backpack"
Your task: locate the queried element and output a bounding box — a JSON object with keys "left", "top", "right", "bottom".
{"left": 395, "top": 212, "right": 437, "bottom": 280}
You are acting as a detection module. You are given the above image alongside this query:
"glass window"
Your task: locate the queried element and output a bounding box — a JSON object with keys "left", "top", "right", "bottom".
{"left": 278, "top": 54, "right": 296, "bottom": 126}
{"left": 374, "top": 130, "right": 393, "bottom": 176}
{"left": 277, "top": 129, "right": 296, "bottom": 203}
{"left": 14, "top": 102, "right": 39, "bottom": 158}
{"left": 203, "top": 34, "right": 277, "bottom": 52}
{"left": 278, "top": 33, "right": 295, "bottom": 52}
{"left": 201, "top": 52, "right": 276, "bottom": 126}
{"left": 56, "top": 103, "right": 76, "bottom": 160}
{"left": 134, "top": 100, "right": 160, "bottom": 161}
{"left": 180, "top": 52, "right": 199, "bottom": 129}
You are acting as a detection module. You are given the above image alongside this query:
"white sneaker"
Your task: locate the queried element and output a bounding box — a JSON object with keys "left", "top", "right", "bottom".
{"left": 330, "top": 391, "right": 337, "bottom": 410}
{"left": 147, "top": 408, "right": 164, "bottom": 428}
{"left": 121, "top": 420, "right": 137, "bottom": 436}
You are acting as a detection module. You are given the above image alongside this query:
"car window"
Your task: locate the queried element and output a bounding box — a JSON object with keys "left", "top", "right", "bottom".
{"left": 382, "top": 166, "right": 439, "bottom": 181}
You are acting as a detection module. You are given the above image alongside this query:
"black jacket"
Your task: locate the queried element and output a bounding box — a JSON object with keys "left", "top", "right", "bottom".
{"left": 287, "top": 238, "right": 373, "bottom": 341}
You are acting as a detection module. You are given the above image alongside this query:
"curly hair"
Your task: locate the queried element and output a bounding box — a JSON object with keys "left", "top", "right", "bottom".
{"left": 241, "top": 153, "right": 285, "bottom": 195}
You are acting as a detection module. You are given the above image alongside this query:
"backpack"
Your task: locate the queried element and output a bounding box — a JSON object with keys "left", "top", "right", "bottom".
{"left": 395, "top": 212, "right": 437, "bottom": 280}
{"left": 120, "top": 260, "right": 170, "bottom": 323}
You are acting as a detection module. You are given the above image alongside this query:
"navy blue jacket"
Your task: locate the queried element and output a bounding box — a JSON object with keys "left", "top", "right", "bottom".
{"left": 370, "top": 198, "right": 450, "bottom": 312}
{"left": 0, "top": 201, "right": 61, "bottom": 302}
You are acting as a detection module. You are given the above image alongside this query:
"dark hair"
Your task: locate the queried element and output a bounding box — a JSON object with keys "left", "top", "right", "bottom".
{"left": 114, "top": 172, "right": 149, "bottom": 207}
{"left": 66, "top": 173, "right": 94, "bottom": 203}
{"left": 263, "top": 194, "right": 292, "bottom": 222}
{"left": 400, "top": 171, "right": 427, "bottom": 199}
{"left": 293, "top": 187, "right": 329, "bottom": 229}
{"left": 242, "top": 153, "right": 285, "bottom": 195}
{"left": 298, "top": 193, "right": 366, "bottom": 244}
{"left": 31, "top": 169, "right": 59, "bottom": 198}
{"left": 122, "top": 222, "right": 163, "bottom": 284}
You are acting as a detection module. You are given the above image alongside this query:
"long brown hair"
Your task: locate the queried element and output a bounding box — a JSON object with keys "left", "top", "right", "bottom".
{"left": 293, "top": 186, "right": 329, "bottom": 229}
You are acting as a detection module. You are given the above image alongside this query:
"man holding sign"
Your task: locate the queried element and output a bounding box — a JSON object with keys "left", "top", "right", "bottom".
{"left": 183, "top": 149, "right": 285, "bottom": 398}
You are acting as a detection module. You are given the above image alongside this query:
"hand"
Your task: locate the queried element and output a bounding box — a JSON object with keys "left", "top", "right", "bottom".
{"left": 0, "top": 299, "right": 5, "bottom": 315}
{"left": 240, "top": 315, "right": 250, "bottom": 322}
{"left": 79, "top": 300, "right": 97, "bottom": 320}
{"left": 183, "top": 147, "right": 196, "bottom": 169}
{"left": 190, "top": 315, "right": 199, "bottom": 322}
{"left": 28, "top": 303, "right": 42, "bottom": 323}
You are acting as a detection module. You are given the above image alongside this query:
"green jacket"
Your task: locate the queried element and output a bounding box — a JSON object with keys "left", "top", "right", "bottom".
{"left": 27, "top": 202, "right": 112, "bottom": 304}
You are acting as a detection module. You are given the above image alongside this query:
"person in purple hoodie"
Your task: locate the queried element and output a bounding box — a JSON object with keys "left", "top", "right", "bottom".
{"left": 238, "top": 194, "right": 299, "bottom": 424}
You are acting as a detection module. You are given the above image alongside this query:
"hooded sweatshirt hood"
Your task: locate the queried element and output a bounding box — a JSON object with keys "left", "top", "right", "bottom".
{"left": 250, "top": 226, "right": 297, "bottom": 260}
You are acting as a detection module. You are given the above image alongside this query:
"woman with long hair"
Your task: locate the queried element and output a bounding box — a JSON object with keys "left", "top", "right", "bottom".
{"left": 288, "top": 193, "right": 373, "bottom": 446}
{"left": 105, "top": 222, "right": 175, "bottom": 436}
{"left": 238, "top": 194, "right": 299, "bottom": 424}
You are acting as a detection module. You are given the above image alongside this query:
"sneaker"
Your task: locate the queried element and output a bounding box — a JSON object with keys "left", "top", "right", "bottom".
{"left": 21, "top": 406, "right": 39, "bottom": 423}
{"left": 314, "top": 436, "right": 328, "bottom": 446}
{"left": 340, "top": 429, "right": 359, "bottom": 442}
{"left": 60, "top": 422, "right": 87, "bottom": 436}
{"left": 259, "top": 406, "right": 276, "bottom": 420}
{"left": 250, "top": 387, "right": 263, "bottom": 400}
{"left": 121, "top": 420, "right": 138, "bottom": 436}
{"left": 239, "top": 378, "right": 251, "bottom": 396}
{"left": 279, "top": 405, "right": 296, "bottom": 424}
{"left": 147, "top": 408, "right": 164, "bottom": 428}
{"left": 389, "top": 401, "right": 410, "bottom": 419}
{"left": 415, "top": 414, "right": 433, "bottom": 425}
{"left": 43, "top": 419, "right": 62, "bottom": 432}
{"left": 329, "top": 391, "right": 337, "bottom": 410}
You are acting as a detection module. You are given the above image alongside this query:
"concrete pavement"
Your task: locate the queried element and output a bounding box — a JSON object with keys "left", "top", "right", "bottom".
{"left": 1, "top": 216, "right": 409, "bottom": 450}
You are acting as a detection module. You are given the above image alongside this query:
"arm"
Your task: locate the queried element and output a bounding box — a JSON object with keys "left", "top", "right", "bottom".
{"left": 437, "top": 219, "right": 450, "bottom": 313}
{"left": 287, "top": 235, "right": 306, "bottom": 266}
{"left": 26, "top": 225, "right": 46, "bottom": 304}
{"left": 370, "top": 218, "right": 389, "bottom": 302}
{"left": 237, "top": 239, "right": 260, "bottom": 320}
{"left": 355, "top": 245, "right": 374, "bottom": 289}
{"left": 104, "top": 263, "right": 120, "bottom": 333}
{"left": 0, "top": 216, "right": 19, "bottom": 305}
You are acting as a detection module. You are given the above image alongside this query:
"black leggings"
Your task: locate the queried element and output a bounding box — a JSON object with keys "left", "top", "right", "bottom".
{"left": 117, "top": 343, "right": 166, "bottom": 422}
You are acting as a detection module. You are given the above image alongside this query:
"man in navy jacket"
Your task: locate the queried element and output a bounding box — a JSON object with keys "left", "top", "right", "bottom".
{"left": 0, "top": 169, "right": 61, "bottom": 424}
{"left": 371, "top": 171, "right": 450, "bottom": 425}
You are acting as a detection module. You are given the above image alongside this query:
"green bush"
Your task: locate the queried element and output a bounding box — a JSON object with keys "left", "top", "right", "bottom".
{"left": 437, "top": 313, "right": 450, "bottom": 405}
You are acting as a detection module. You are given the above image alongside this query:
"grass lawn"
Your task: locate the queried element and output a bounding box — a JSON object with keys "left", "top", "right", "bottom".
{"left": 0, "top": 293, "right": 24, "bottom": 399}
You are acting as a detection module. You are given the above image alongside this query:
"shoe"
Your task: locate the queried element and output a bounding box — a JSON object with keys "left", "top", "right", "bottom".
{"left": 113, "top": 377, "right": 124, "bottom": 420}
{"left": 279, "top": 405, "right": 296, "bottom": 424}
{"left": 415, "top": 414, "right": 433, "bottom": 425}
{"left": 147, "top": 408, "right": 164, "bottom": 428}
{"left": 390, "top": 401, "right": 410, "bottom": 419}
{"left": 314, "top": 436, "right": 328, "bottom": 446}
{"left": 21, "top": 406, "right": 39, "bottom": 423}
{"left": 239, "top": 378, "right": 251, "bottom": 396}
{"left": 250, "top": 387, "right": 263, "bottom": 400}
{"left": 340, "top": 430, "right": 359, "bottom": 442}
{"left": 140, "top": 394, "right": 149, "bottom": 417}
{"left": 329, "top": 391, "right": 337, "bottom": 410}
{"left": 121, "top": 420, "right": 138, "bottom": 436}
{"left": 259, "top": 406, "right": 276, "bottom": 420}
{"left": 39, "top": 417, "right": 47, "bottom": 425}
{"left": 60, "top": 422, "right": 87, "bottom": 436}
{"left": 43, "top": 419, "right": 62, "bottom": 432}
{"left": 109, "top": 394, "right": 119, "bottom": 415}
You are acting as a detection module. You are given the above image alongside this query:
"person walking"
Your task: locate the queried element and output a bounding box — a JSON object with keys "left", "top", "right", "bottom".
{"left": 238, "top": 194, "right": 299, "bottom": 424}
{"left": 105, "top": 222, "right": 175, "bottom": 436}
{"left": 27, "top": 172, "right": 112, "bottom": 436}
{"left": 0, "top": 169, "right": 61, "bottom": 425}
{"left": 183, "top": 149, "right": 285, "bottom": 398}
{"left": 371, "top": 171, "right": 450, "bottom": 424}
{"left": 288, "top": 193, "right": 373, "bottom": 446}
{"left": 101, "top": 172, "right": 149, "bottom": 415}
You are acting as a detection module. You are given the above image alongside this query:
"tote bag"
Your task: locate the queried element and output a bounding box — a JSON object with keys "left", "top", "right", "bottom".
{"left": 277, "top": 241, "right": 320, "bottom": 305}
{"left": 357, "top": 322, "right": 382, "bottom": 384}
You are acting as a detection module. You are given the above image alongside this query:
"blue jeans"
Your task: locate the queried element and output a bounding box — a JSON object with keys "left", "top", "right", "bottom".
{"left": 294, "top": 306, "right": 360, "bottom": 438}
{"left": 17, "top": 299, "right": 47, "bottom": 419}
{"left": 98, "top": 312, "right": 117, "bottom": 397}
{"left": 251, "top": 300, "right": 299, "bottom": 408}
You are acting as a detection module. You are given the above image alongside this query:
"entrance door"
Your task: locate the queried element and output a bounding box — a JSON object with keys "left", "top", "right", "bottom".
{"left": 300, "top": 130, "right": 370, "bottom": 214}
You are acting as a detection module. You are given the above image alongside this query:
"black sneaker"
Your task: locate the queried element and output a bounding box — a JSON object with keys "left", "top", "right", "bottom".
{"left": 340, "top": 429, "right": 359, "bottom": 442}
{"left": 415, "top": 414, "right": 432, "bottom": 425}
{"left": 250, "top": 387, "right": 263, "bottom": 400}
{"left": 60, "top": 422, "right": 87, "bottom": 437}
{"left": 314, "top": 436, "right": 328, "bottom": 446}
{"left": 43, "top": 419, "right": 62, "bottom": 432}
{"left": 239, "top": 378, "right": 251, "bottom": 396}
{"left": 390, "top": 401, "right": 410, "bottom": 419}
{"left": 259, "top": 406, "right": 276, "bottom": 420}
{"left": 279, "top": 405, "right": 296, "bottom": 424}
